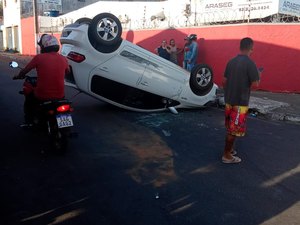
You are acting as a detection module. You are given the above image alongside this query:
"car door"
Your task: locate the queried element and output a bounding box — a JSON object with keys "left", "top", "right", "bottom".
{"left": 89, "top": 45, "right": 149, "bottom": 89}
{"left": 139, "top": 56, "right": 187, "bottom": 99}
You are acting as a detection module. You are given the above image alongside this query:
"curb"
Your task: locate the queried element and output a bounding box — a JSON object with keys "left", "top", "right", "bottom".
{"left": 0, "top": 52, "right": 33, "bottom": 65}
{"left": 216, "top": 95, "right": 300, "bottom": 124}
{"left": 268, "top": 112, "right": 300, "bottom": 123}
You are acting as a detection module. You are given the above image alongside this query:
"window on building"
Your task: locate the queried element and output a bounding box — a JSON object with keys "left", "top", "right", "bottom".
{"left": 94, "top": 0, "right": 166, "bottom": 1}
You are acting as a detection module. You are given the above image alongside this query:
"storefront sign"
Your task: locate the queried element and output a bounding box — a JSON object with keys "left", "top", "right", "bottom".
{"left": 197, "top": 0, "right": 298, "bottom": 22}
{"left": 279, "top": 0, "right": 300, "bottom": 17}
{"left": 38, "top": 0, "right": 62, "bottom": 5}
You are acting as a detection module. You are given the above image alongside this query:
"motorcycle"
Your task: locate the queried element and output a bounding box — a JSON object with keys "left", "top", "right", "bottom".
{"left": 10, "top": 61, "right": 74, "bottom": 152}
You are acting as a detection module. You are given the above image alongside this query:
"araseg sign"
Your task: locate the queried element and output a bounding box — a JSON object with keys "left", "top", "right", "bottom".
{"left": 279, "top": 0, "right": 300, "bottom": 16}
{"left": 38, "top": 0, "right": 62, "bottom": 5}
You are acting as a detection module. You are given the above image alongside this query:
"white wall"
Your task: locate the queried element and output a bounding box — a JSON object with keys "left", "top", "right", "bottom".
{"left": 3, "top": 0, "right": 22, "bottom": 51}
{"left": 56, "top": 0, "right": 189, "bottom": 30}
{"left": 44, "top": 0, "right": 290, "bottom": 31}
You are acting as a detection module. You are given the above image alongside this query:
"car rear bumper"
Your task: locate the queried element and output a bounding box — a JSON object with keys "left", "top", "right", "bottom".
{"left": 64, "top": 66, "right": 79, "bottom": 89}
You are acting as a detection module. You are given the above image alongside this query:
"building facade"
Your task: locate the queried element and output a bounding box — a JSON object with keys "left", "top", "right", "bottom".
{"left": 1, "top": 0, "right": 300, "bottom": 92}
{"left": 3, "top": 0, "right": 300, "bottom": 52}
{"left": 2, "top": 0, "right": 21, "bottom": 52}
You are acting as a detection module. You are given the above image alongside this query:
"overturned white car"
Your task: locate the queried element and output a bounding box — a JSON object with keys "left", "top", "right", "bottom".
{"left": 60, "top": 13, "right": 217, "bottom": 112}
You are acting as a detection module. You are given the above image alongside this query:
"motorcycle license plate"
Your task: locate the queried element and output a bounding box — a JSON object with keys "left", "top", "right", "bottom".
{"left": 56, "top": 114, "right": 73, "bottom": 128}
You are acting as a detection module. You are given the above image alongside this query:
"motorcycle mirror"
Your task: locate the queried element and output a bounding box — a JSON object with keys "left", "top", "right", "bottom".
{"left": 9, "top": 61, "right": 19, "bottom": 68}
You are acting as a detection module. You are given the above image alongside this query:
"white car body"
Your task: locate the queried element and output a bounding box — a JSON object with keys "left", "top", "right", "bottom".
{"left": 60, "top": 13, "right": 217, "bottom": 112}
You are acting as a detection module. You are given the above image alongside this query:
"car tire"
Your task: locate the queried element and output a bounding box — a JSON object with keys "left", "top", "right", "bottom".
{"left": 88, "top": 13, "right": 122, "bottom": 46}
{"left": 189, "top": 64, "right": 214, "bottom": 96}
{"left": 75, "top": 17, "right": 92, "bottom": 25}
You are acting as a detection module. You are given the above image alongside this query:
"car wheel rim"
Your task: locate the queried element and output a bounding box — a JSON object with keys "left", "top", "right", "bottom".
{"left": 196, "top": 68, "right": 211, "bottom": 87}
{"left": 96, "top": 17, "right": 118, "bottom": 41}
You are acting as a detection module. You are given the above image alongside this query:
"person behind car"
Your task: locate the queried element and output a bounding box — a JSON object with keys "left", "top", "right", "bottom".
{"left": 182, "top": 36, "right": 191, "bottom": 69}
{"left": 185, "top": 34, "right": 198, "bottom": 71}
{"left": 13, "top": 34, "right": 70, "bottom": 124}
{"left": 155, "top": 40, "right": 171, "bottom": 60}
{"left": 168, "top": 38, "right": 182, "bottom": 65}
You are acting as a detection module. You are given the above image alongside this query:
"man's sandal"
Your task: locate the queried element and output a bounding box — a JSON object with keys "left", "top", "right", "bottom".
{"left": 222, "top": 156, "right": 242, "bottom": 164}
{"left": 231, "top": 150, "right": 237, "bottom": 156}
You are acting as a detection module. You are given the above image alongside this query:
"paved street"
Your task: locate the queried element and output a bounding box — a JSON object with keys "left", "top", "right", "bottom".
{"left": 0, "top": 56, "right": 300, "bottom": 225}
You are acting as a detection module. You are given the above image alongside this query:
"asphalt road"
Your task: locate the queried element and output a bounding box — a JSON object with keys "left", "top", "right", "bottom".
{"left": 0, "top": 59, "right": 299, "bottom": 225}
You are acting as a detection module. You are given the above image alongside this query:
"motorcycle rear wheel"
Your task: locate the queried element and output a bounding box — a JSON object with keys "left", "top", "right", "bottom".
{"left": 52, "top": 130, "right": 68, "bottom": 152}
{"left": 48, "top": 119, "right": 69, "bottom": 153}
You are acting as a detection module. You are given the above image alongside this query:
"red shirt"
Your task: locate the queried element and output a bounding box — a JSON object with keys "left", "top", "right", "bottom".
{"left": 22, "top": 52, "right": 69, "bottom": 100}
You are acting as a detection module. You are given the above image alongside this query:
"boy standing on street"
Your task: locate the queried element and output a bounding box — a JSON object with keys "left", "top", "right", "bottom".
{"left": 222, "top": 37, "right": 261, "bottom": 164}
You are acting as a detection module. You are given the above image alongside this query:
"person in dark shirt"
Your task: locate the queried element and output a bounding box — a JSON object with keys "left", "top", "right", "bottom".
{"left": 222, "top": 37, "right": 261, "bottom": 164}
{"left": 155, "top": 40, "right": 171, "bottom": 60}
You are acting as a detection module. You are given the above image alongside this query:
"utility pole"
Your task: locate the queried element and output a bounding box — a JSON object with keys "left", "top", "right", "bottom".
{"left": 248, "top": 0, "right": 251, "bottom": 23}
{"left": 33, "top": 0, "right": 39, "bottom": 54}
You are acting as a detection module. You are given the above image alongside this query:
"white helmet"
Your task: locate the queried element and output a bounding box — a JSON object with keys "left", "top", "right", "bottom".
{"left": 38, "top": 34, "right": 60, "bottom": 52}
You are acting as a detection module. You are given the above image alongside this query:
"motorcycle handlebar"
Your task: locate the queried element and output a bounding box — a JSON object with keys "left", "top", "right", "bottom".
{"left": 12, "top": 75, "right": 24, "bottom": 80}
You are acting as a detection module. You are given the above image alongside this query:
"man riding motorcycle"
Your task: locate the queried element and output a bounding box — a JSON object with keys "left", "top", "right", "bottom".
{"left": 13, "top": 34, "right": 70, "bottom": 125}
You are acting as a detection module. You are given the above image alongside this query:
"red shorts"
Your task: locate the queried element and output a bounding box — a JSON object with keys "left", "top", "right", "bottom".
{"left": 225, "top": 104, "right": 249, "bottom": 137}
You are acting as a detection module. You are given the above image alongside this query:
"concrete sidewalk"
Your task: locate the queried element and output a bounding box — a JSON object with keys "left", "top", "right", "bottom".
{"left": 217, "top": 90, "right": 300, "bottom": 124}
{"left": 251, "top": 91, "right": 300, "bottom": 123}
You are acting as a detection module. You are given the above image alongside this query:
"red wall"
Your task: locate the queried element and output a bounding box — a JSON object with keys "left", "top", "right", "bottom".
{"left": 20, "top": 17, "right": 36, "bottom": 55}
{"left": 20, "top": 17, "right": 300, "bottom": 93}
{"left": 122, "top": 24, "right": 300, "bottom": 93}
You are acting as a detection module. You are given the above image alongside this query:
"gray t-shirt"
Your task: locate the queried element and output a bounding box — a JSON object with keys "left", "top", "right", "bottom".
{"left": 224, "top": 54, "right": 260, "bottom": 106}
